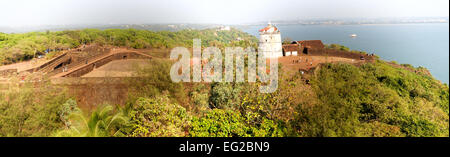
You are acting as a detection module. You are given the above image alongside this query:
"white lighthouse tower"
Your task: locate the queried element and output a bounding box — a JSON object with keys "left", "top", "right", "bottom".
{"left": 258, "top": 22, "right": 282, "bottom": 58}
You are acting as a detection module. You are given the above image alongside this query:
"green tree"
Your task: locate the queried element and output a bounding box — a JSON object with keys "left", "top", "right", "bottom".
{"left": 209, "top": 82, "right": 242, "bottom": 109}
{"left": 189, "top": 109, "right": 285, "bottom": 137}
{"left": 292, "top": 63, "right": 448, "bottom": 137}
{"left": 129, "top": 96, "right": 191, "bottom": 137}
{"left": 53, "top": 104, "right": 129, "bottom": 137}
{"left": 0, "top": 76, "right": 70, "bottom": 137}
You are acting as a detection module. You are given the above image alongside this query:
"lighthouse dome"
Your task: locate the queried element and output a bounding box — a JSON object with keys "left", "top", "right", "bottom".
{"left": 259, "top": 23, "right": 279, "bottom": 33}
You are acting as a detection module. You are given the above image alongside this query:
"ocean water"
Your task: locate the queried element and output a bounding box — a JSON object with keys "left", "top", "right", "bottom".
{"left": 242, "top": 23, "right": 449, "bottom": 84}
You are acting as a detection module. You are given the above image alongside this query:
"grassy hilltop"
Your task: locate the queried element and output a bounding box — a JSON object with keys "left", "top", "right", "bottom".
{"left": 0, "top": 28, "right": 448, "bottom": 137}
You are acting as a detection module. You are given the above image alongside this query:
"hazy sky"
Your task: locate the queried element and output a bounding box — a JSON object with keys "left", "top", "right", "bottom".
{"left": 0, "top": 0, "right": 448, "bottom": 26}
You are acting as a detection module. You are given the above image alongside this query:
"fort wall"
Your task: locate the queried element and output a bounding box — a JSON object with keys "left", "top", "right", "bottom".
{"left": 308, "top": 49, "right": 376, "bottom": 62}
{"left": 62, "top": 52, "right": 152, "bottom": 77}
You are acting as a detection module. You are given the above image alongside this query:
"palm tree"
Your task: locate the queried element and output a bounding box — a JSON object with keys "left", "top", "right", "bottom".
{"left": 53, "top": 105, "right": 128, "bottom": 137}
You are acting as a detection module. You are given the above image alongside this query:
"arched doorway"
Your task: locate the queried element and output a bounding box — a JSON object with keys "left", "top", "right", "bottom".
{"left": 303, "top": 47, "right": 309, "bottom": 55}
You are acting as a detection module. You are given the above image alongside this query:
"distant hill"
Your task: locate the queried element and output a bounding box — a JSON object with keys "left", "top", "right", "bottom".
{"left": 0, "top": 24, "right": 226, "bottom": 34}
{"left": 0, "top": 28, "right": 257, "bottom": 65}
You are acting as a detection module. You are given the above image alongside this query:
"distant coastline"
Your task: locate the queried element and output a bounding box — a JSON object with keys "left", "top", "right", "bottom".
{"left": 1, "top": 16, "right": 448, "bottom": 34}
{"left": 246, "top": 21, "right": 449, "bottom": 27}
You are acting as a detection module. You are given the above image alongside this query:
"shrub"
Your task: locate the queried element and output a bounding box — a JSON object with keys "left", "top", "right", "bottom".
{"left": 128, "top": 96, "right": 191, "bottom": 137}
{"left": 189, "top": 109, "right": 284, "bottom": 137}
{"left": 189, "top": 84, "right": 210, "bottom": 111}
{"left": 0, "top": 77, "right": 70, "bottom": 137}
{"left": 292, "top": 63, "right": 449, "bottom": 137}
{"left": 209, "top": 82, "right": 242, "bottom": 109}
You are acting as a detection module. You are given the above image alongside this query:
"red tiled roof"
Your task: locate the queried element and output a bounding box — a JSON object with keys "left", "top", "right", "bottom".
{"left": 259, "top": 26, "right": 278, "bottom": 32}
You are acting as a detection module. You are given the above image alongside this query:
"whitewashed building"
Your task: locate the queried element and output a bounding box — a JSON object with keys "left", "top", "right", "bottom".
{"left": 258, "top": 22, "right": 283, "bottom": 58}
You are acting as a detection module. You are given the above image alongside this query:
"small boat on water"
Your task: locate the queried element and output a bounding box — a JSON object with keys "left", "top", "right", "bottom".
{"left": 350, "top": 34, "right": 357, "bottom": 37}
